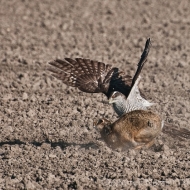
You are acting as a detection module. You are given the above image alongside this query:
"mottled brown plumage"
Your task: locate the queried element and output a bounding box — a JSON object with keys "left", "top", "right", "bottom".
{"left": 94, "top": 110, "right": 163, "bottom": 151}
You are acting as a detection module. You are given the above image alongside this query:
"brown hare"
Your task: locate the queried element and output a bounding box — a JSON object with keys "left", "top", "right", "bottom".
{"left": 94, "top": 110, "right": 163, "bottom": 151}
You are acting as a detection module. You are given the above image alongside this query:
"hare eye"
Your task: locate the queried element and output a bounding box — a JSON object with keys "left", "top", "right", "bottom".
{"left": 148, "top": 121, "right": 153, "bottom": 127}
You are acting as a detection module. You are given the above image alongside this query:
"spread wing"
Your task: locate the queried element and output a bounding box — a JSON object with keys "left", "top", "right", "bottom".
{"left": 47, "top": 58, "right": 132, "bottom": 98}
{"left": 47, "top": 38, "right": 151, "bottom": 98}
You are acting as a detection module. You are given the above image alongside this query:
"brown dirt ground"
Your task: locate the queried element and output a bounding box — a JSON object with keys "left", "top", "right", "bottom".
{"left": 0, "top": 0, "right": 190, "bottom": 189}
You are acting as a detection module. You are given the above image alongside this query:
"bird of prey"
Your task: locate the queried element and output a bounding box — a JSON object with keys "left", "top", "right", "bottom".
{"left": 48, "top": 38, "right": 153, "bottom": 116}
{"left": 93, "top": 109, "right": 163, "bottom": 151}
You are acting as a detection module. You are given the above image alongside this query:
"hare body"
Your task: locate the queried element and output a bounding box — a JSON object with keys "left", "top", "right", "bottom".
{"left": 94, "top": 110, "right": 162, "bottom": 151}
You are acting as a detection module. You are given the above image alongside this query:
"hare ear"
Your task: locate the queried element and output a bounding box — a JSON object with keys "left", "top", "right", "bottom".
{"left": 93, "top": 119, "right": 105, "bottom": 131}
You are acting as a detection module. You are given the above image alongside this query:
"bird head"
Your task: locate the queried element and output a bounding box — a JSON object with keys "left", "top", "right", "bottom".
{"left": 108, "top": 91, "right": 126, "bottom": 104}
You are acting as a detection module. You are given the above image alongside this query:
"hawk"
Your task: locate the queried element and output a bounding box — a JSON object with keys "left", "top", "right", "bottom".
{"left": 48, "top": 38, "right": 153, "bottom": 116}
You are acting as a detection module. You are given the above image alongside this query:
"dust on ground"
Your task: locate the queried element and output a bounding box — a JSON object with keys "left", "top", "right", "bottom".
{"left": 0, "top": 0, "right": 190, "bottom": 189}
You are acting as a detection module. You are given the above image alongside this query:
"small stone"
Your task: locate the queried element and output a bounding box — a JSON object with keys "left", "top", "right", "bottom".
{"left": 22, "top": 92, "right": 28, "bottom": 100}
{"left": 7, "top": 126, "right": 13, "bottom": 132}
{"left": 27, "top": 109, "right": 36, "bottom": 117}
{"left": 49, "top": 154, "right": 56, "bottom": 158}
{"left": 178, "top": 61, "right": 186, "bottom": 67}
{"left": 3, "top": 94, "right": 12, "bottom": 101}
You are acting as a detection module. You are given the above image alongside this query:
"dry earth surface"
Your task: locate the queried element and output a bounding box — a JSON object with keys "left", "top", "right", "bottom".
{"left": 0, "top": 0, "right": 190, "bottom": 189}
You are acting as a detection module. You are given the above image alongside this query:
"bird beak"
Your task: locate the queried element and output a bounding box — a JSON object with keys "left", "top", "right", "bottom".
{"left": 108, "top": 98, "right": 114, "bottom": 104}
